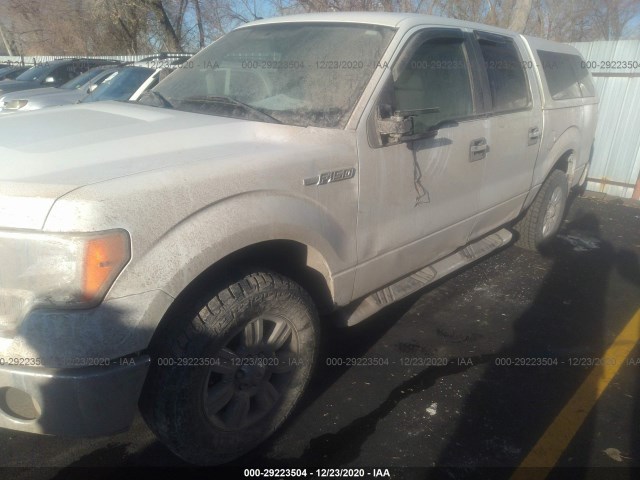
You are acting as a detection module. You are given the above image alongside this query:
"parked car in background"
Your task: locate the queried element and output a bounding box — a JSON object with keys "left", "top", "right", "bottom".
{"left": 0, "top": 58, "right": 119, "bottom": 97}
{"left": 0, "top": 65, "right": 119, "bottom": 114}
{"left": 0, "top": 65, "right": 30, "bottom": 81}
{"left": 82, "top": 58, "right": 186, "bottom": 104}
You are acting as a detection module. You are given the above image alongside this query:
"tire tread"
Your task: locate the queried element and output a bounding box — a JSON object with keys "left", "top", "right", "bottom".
{"left": 514, "top": 169, "right": 568, "bottom": 251}
{"left": 140, "top": 269, "right": 318, "bottom": 465}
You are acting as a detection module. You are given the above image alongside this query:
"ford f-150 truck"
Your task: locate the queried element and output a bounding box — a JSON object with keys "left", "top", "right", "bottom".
{"left": 0, "top": 12, "right": 597, "bottom": 465}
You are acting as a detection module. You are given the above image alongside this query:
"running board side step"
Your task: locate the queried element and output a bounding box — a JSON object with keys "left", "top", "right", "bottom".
{"left": 339, "top": 229, "right": 513, "bottom": 326}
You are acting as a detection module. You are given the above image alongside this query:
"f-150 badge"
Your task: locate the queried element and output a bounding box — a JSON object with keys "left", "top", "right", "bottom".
{"left": 304, "top": 167, "right": 356, "bottom": 186}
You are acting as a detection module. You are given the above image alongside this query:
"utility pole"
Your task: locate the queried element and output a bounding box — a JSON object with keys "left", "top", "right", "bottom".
{"left": 0, "top": 21, "right": 15, "bottom": 56}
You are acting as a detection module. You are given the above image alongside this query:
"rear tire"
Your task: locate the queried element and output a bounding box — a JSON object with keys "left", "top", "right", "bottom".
{"left": 514, "top": 169, "right": 568, "bottom": 251}
{"left": 140, "top": 271, "right": 319, "bottom": 465}
{"left": 576, "top": 160, "right": 590, "bottom": 196}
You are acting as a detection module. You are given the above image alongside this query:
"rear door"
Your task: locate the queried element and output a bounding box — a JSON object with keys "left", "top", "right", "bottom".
{"left": 468, "top": 31, "right": 543, "bottom": 239}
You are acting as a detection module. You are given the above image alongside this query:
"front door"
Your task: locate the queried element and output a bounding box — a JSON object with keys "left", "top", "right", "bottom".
{"left": 354, "top": 27, "right": 487, "bottom": 299}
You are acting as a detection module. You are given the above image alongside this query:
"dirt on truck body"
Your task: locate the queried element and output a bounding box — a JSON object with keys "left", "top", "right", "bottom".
{"left": 0, "top": 12, "right": 597, "bottom": 465}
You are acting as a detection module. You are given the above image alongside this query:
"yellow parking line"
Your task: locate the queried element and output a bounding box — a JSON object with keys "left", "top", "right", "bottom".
{"left": 511, "top": 308, "right": 640, "bottom": 480}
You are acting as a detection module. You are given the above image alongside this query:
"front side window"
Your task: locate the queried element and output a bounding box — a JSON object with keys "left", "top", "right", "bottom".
{"left": 389, "top": 34, "right": 474, "bottom": 134}
{"left": 60, "top": 68, "right": 108, "bottom": 90}
{"left": 83, "top": 67, "right": 154, "bottom": 103}
{"left": 476, "top": 33, "right": 530, "bottom": 112}
{"left": 149, "top": 23, "right": 395, "bottom": 128}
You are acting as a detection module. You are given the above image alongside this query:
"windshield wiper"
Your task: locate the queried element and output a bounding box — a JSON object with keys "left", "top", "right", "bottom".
{"left": 180, "top": 95, "right": 282, "bottom": 124}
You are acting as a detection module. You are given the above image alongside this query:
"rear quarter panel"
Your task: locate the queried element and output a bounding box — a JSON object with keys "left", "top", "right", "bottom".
{"left": 523, "top": 36, "right": 598, "bottom": 190}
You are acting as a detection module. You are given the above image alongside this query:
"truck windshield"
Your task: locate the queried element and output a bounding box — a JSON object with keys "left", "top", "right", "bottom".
{"left": 147, "top": 23, "right": 395, "bottom": 128}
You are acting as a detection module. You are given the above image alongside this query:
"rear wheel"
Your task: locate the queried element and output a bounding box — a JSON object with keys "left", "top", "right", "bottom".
{"left": 140, "top": 271, "right": 318, "bottom": 465}
{"left": 514, "top": 169, "right": 568, "bottom": 251}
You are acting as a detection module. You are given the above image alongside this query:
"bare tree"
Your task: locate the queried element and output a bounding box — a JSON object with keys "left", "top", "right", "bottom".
{"left": 592, "top": 0, "right": 640, "bottom": 40}
{"left": 1, "top": 0, "right": 638, "bottom": 57}
{"left": 142, "top": 0, "right": 183, "bottom": 51}
{"left": 509, "top": 0, "right": 533, "bottom": 32}
{"left": 193, "top": 0, "right": 207, "bottom": 47}
{"left": 0, "top": 21, "right": 16, "bottom": 56}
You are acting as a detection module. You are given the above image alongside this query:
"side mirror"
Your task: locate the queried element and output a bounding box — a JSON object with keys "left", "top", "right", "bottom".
{"left": 87, "top": 84, "right": 98, "bottom": 94}
{"left": 375, "top": 104, "right": 441, "bottom": 145}
{"left": 44, "top": 76, "right": 55, "bottom": 84}
{"left": 375, "top": 105, "right": 413, "bottom": 143}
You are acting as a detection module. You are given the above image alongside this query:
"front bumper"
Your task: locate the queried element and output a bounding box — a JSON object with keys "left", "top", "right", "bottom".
{"left": 0, "top": 355, "right": 150, "bottom": 436}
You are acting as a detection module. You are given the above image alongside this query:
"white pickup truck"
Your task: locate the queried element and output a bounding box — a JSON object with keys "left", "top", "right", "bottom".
{"left": 0, "top": 12, "right": 597, "bottom": 465}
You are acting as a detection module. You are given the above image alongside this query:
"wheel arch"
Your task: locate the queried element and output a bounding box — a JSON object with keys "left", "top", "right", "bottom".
{"left": 144, "top": 237, "right": 336, "bottom": 355}
{"left": 533, "top": 126, "right": 582, "bottom": 188}
{"left": 523, "top": 127, "right": 580, "bottom": 211}
{"left": 126, "top": 191, "right": 354, "bottom": 356}
{"left": 168, "top": 238, "right": 336, "bottom": 315}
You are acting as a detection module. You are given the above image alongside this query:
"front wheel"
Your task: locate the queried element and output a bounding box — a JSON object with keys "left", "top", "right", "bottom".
{"left": 140, "top": 271, "right": 319, "bottom": 465}
{"left": 514, "top": 169, "right": 569, "bottom": 251}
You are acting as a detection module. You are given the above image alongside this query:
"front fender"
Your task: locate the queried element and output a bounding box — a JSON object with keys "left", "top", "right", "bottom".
{"left": 129, "top": 190, "right": 356, "bottom": 303}
{"left": 31, "top": 189, "right": 356, "bottom": 363}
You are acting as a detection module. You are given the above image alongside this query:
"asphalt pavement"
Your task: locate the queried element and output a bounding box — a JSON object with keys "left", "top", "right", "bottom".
{"left": 1, "top": 193, "right": 639, "bottom": 480}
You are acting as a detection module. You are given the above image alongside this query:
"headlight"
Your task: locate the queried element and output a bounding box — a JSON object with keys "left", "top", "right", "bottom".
{"left": 3, "top": 99, "right": 28, "bottom": 110}
{"left": 0, "top": 229, "right": 130, "bottom": 334}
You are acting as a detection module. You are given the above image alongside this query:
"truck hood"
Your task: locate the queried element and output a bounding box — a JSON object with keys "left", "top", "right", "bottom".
{"left": 0, "top": 101, "right": 313, "bottom": 229}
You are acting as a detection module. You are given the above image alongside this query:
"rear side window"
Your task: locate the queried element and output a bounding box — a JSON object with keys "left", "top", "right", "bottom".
{"left": 476, "top": 33, "right": 530, "bottom": 113}
{"left": 537, "top": 50, "right": 595, "bottom": 100}
{"left": 570, "top": 55, "right": 596, "bottom": 97}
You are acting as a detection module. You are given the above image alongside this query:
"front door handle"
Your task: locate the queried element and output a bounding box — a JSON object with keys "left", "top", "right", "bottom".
{"left": 469, "top": 137, "right": 488, "bottom": 162}
{"left": 528, "top": 127, "right": 541, "bottom": 145}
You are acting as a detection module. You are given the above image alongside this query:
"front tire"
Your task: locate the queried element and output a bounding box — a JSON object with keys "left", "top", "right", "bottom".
{"left": 514, "top": 169, "right": 568, "bottom": 251}
{"left": 140, "top": 271, "right": 319, "bottom": 465}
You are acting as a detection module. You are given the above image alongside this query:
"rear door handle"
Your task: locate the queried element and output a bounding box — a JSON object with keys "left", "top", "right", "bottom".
{"left": 528, "top": 127, "right": 541, "bottom": 145}
{"left": 469, "top": 137, "right": 487, "bottom": 162}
